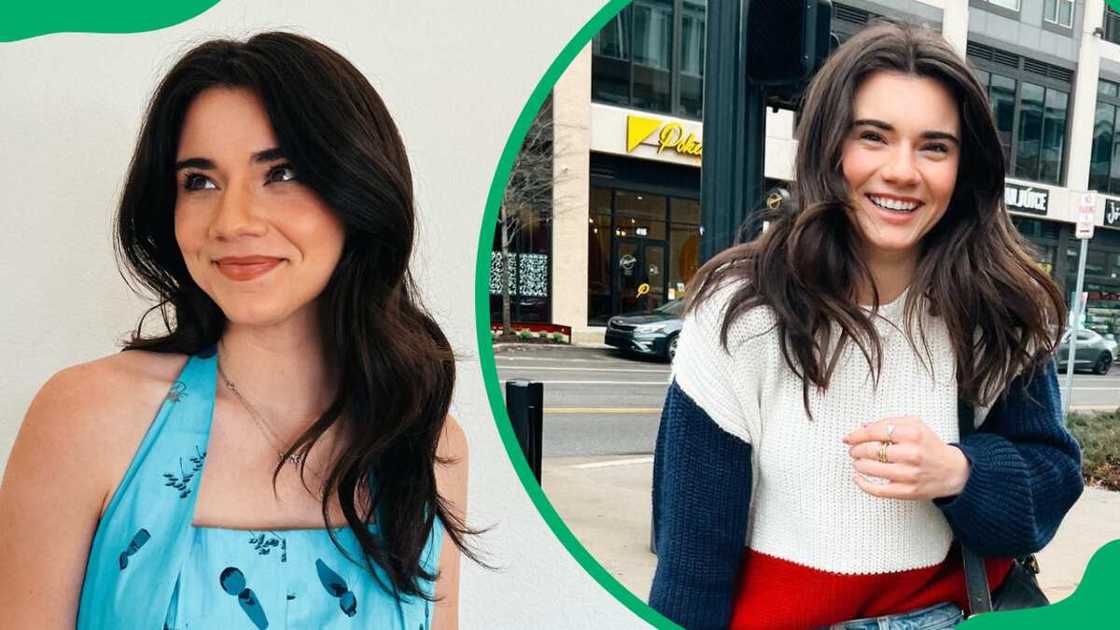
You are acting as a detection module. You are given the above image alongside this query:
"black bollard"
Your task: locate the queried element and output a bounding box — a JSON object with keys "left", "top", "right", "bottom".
{"left": 505, "top": 380, "right": 543, "bottom": 483}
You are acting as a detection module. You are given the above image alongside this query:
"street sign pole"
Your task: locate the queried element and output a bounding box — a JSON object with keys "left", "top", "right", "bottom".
{"left": 1063, "top": 191, "right": 1098, "bottom": 422}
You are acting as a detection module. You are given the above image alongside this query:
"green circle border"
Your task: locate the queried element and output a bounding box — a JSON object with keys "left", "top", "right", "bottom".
{"left": 472, "top": 0, "right": 677, "bottom": 627}
{"left": 474, "top": 2, "right": 1120, "bottom": 628}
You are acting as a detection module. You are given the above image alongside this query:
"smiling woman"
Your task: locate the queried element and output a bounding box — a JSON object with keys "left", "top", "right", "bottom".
{"left": 649, "top": 20, "right": 1083, "bottom": 630}
{"left": 172, "top": 88, "right": 345, "bottom": 326}
{"left": 0, "top": 32, "right": 475, "bottom": 629}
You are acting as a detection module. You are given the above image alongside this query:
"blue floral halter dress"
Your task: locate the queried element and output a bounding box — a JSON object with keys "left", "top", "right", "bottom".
{"left": 75, "top": 349, "right": 442, "bottom": 629}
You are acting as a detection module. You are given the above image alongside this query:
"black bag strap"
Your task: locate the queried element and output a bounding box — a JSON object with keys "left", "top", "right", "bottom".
{"left": 957, "top": 399, "right": 993, "bottom": 615}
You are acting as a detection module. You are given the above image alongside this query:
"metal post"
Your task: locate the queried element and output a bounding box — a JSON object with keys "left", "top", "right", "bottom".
{"left": 1062, "top": 238, "right": 1089, "bottom": 423}
{"left": 699, "top": 0, "right": 748, "bottom": 263}
{"left": 742, "top": 83, "right": 768, "bottom": 241}
{"left": 505, "top": 379, "right": 543, "bottom": 481}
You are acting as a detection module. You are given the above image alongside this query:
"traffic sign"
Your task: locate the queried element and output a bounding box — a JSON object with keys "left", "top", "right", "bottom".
{"left": 1076, "top": 191, "right": 1097, "bottom": 240}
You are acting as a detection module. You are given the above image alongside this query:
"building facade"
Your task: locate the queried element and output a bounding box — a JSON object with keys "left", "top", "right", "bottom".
{"left": 492, "top": 0, "right": 1120, "bottom": 343}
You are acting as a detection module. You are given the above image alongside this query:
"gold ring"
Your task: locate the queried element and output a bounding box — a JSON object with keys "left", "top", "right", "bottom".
{"left": 878, "top": 441, "right": 890, "bottom": 464}
{"left": 885, "top": 424, "right": 896, "bottom": 444}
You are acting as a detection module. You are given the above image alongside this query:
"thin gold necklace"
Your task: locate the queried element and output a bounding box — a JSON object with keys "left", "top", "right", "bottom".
{"left": 217, "top": 361, "right": 306, "bottom": 466}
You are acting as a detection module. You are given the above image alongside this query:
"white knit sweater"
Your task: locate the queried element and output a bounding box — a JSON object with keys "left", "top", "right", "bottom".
{"left": 672, "top": 282, "right": 991, "bottom": 575}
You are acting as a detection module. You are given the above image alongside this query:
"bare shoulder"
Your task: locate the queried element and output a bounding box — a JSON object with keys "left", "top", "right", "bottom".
{"left": 17, "top": 350, "right": 189, "bottom": 509}
{"left": 0, "top": 350, "right": 188, "bottom": 625}
{"left": 434, "top": 414, "right": 468, "bottom": 511}
{"left": 436, "top": 414, "right": 469, "bottom": 463}
{"left": 29, "top": 350, "right": 187, "bottom": 438}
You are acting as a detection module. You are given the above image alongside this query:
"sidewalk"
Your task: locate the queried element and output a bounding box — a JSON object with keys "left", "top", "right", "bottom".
{"left": 543, "top": 454, "right": 1120, "bottom": 604}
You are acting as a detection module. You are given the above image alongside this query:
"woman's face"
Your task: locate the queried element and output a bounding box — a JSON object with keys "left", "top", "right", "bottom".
{"left": 174, "top": 88, "right": 344, "bottom": 328}
{"left": 839, "top": 71, "right": 961, "bottom": 264}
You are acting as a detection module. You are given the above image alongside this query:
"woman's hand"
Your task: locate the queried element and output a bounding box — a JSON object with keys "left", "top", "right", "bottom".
{"left": 842, "top": 416, "right": 970, "bottom": 501}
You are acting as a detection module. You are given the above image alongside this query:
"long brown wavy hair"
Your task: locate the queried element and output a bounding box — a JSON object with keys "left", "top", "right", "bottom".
{"left": 115, "top": 32, "right": 478, "bottom": 598}
{"left": 688, "top": 20, "right": 1066, "bottom": 413}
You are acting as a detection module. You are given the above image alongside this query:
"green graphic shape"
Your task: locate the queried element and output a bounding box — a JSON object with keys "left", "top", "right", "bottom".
{"left": 2, "top": 1, "right": 220, "bottom": 42}
{"left": 473, "top": 0, "right": 678, "bottom": 627}
{"left": 960, "top": 539, "right": 1120, "bottom": 628}
{"left": 475, "top": 2, "right": 1117, "bottom": 629}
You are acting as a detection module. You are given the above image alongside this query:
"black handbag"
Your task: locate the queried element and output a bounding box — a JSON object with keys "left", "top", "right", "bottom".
{"left": 957, "top": 400, "right": 1050, "bottom": 616}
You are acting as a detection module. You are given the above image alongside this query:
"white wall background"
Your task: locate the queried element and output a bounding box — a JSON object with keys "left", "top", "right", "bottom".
{"left": 0, "top": 2, "right": 647, "bottom": 628}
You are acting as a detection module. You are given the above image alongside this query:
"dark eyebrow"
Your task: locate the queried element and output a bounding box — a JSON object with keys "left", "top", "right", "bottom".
{"left": 174, "top": 147, "right": 285, "bottom": 171}
{"left": 251, "top": 147, "right": 285, "bottom": 162}
{"left": 851, "top": 119, "right": 960, "bottom": 146}
{"left": 174, "top": 157, "right": 213, "bottom": 171}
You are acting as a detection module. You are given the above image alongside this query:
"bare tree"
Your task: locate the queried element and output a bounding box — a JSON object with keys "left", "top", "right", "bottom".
{"left": 496, "top": 97, "right": 555, "bottom": 337}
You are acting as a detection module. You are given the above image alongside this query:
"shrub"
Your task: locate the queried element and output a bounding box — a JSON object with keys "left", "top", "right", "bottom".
{"left": 1067, "top": 409, "right": 1120, "bottom": 491}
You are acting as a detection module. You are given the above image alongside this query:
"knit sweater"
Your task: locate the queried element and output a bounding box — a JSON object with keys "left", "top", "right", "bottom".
{"left": 648, "top": 284, "right": 1083, "bottom": 629}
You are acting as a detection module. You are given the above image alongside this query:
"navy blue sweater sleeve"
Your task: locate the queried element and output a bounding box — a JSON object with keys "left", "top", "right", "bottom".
{"left": 649, "top": 380, "right": 752, "bottom": 630}
{"left": 936, "top": 360, "right": 1083, "bottom": 556}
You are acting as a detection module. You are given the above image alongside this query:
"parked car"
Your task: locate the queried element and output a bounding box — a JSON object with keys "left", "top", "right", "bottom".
{"left": 604, "top": 300, "right": 685, "bottom": 361}
{"left": 1056, "top": 328, "right": 1116, "bottom": 375}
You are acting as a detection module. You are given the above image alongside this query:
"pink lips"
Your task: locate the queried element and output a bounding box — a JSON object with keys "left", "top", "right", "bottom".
{"left": 214, "top": 256, "right": 283, "bottom": 281}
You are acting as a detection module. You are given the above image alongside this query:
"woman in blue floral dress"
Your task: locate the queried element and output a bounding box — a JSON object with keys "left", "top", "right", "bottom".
{"left": 0, "top": 32, "right": 474, "bottom": 629}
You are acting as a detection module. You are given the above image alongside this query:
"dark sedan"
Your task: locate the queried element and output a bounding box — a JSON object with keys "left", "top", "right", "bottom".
{"left": 604, "top": 300, "right": 685, "bottom": 361}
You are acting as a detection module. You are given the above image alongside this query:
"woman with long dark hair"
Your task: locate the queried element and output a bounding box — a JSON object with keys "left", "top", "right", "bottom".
{"left": 0, "top": 32, "right": 474, "bottom": 629}
{"left": 649, "top": 21, "right": 1082, "bottom": 629}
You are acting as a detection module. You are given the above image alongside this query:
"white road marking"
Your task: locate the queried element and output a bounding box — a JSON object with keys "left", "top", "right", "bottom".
{"left": 498, "top": 379, "right": 669, "bottom": 386}
{"left": 496, "top": 365, "right": 670, "bottom": 374}
{"left": 569, "top": 456, "right": 654, "bottom": 469}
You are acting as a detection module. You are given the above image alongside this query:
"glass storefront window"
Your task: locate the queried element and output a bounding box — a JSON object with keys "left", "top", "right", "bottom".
{"left": 587, "top": 184, "right": 702, "bottom": 324}
{"left": 616, "top": 191, "right": 667, "bottom": 240}
{"left": 669, "top": 198, "right": 700, "bottom": 299}
{"left": 588, "top": 188, "right": 614, "bottom": 324}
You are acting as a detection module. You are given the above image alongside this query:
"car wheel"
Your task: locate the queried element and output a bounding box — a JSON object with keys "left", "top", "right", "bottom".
{"left": 1094, "top": 352, "right": 1113, "bottom": 375}
{"left": 666, "top": 335, "right": 678, "bottom": 362}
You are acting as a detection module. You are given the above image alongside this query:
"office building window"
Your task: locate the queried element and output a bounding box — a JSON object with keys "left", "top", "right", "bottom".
{"left": 1090, "top": 80, "right": 1120, "bottom": 195}
{"left": 984, "top": 0, "right": 1021, "bottom": 10}
{"left": 679, "top": 0, "right": 705, "bottom": 118}
{"left": 591, "top": 0, "right": 707, "bottom": 120}
{"left": 969, "top": 46, "right": 1070, "bottom": 185}
{"left": 1105, "top": 5, "right": 1120, "bottom": 45}
{"left": 1043, "top": 0, "right": 1073, "bottom": 27}
{"left": 630, "top": 0, "right": 673, "bottom": 112}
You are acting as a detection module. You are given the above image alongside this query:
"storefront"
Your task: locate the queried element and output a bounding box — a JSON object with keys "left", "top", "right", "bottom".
{"left": 1008, "top": 182, "right": 1120, "bottom": 338}
{"left": 587, "top": 154, "right": 701, "bottom": 324}
{"left": 1070, "top": 195, "right": 1120, "bottom": 337}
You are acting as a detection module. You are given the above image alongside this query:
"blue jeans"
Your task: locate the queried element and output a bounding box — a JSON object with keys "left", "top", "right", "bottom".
{"left": 824, "top": 602, "right": 965, "bottom": 630}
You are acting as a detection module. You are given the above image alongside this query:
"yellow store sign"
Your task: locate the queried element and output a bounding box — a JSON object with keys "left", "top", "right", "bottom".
{"left": 626, "top": 114, "right": 702, "bottom": 159}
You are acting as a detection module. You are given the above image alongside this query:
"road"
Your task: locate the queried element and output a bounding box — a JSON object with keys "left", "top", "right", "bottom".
{"left": 495, "top": 344, "right": 1119, "bottom": 458}
{"left": 494, "top": 343, "right": 1120, "bottom": 604}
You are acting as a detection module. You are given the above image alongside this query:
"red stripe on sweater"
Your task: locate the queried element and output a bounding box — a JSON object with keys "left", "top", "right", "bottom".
{"left": 729, "top": 546, "right": 1013, "bottom": 629}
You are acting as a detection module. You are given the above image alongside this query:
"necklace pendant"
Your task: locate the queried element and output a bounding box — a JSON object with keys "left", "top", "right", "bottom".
{"left": 284, "top": 452, "right": 304, "bottom": 466}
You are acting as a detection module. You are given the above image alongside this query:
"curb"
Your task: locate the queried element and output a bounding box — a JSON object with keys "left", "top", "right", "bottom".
{"left": 492, "top": 342, "right": 613, "bottom": 353}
